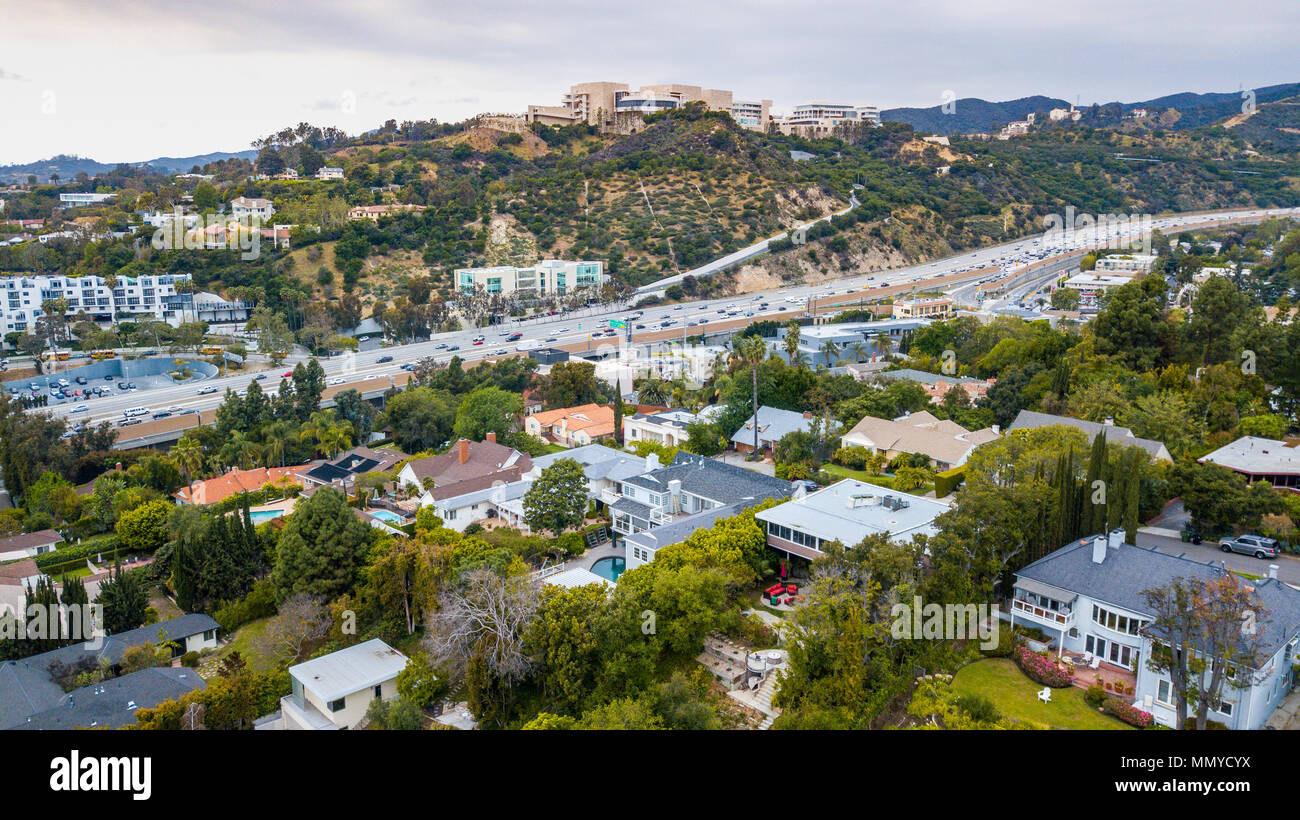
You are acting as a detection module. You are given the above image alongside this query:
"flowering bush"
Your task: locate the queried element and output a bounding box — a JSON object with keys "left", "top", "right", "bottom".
{"left": 1102, "top": 697, "right": 1154, "bottom": 728}
{"left": 1014, "top": 646, "right": 1074, "bottom": 687}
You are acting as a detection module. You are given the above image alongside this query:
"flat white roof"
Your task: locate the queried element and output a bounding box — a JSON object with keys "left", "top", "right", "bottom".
{"left": 289, "top": 638, "right": 409, "bottom": 703}
{"left": 1199, "top": 436, "right": 1300, "bottom": 475}
{"left": 756, "top": 479, "right": 949, "bottom": 545}
{"left": 543, "top": 567, "right": 613, "bottom": 589}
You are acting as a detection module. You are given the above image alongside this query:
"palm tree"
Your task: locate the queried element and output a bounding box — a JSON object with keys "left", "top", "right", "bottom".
{"left": 171, "top": 437, "right": 204, "bottom": 501}
{"left": 847, "top": 341, "right": 869, "bottom": 363}
{"left": 223, "top": 430, "right": 262, "bottom": 470}
{"left": 262, "top": 420, "right": 293, "bottom": 468}
{"left": 819, "top": 340, "right": 841, "bottom": 368}
{"left": 782, "top": 320, "right": 802, "bottom": 366}
{"left": 733, "top": 335, "right": 769, "bottom": 458}
{"left": 300, "top": 410, "right": 353, "bottom": 458}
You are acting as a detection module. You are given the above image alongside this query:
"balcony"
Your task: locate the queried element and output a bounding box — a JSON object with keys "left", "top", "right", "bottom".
{"left": 1011, "top": 597, "right": 1075, "bottom": 629}
{"left": 599, "top": 488, "right": 622, "bottom": 506}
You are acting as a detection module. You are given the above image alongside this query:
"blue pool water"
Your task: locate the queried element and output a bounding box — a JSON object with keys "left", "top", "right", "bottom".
{"left": 367, "top": 509, "right": 407, "bottom": 524}
{"left": 589, "top": 556, "right": 626, "bottom": 582}
{"left": 249, "top": 509, "right": 286, "bottom": 525}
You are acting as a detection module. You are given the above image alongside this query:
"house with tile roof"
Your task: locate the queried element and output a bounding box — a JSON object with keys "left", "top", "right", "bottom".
{"left": 1007, "top": 410, "right": 1172, "bottom": 462}
{"left": 524, "top": 403, "right": 616, "bottom": 447}
{"left": 174, "top": 465, "right": 309, "bottom": 505}
{"left": 840, "top": 409, "right": 1001, "bottom": 470}
{"left": 871, "top": 368, "right": 997, "bottom": 404}
{"left": 1012, "top": 529, "right": 1300, "bottom": 730}
{"left": 396, "top": 433, "right": 530, "bottom": 493}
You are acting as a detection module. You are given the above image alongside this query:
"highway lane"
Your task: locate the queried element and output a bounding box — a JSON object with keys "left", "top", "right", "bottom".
{"left": 30, "top": 205, "right": 1300, "bottom": 431}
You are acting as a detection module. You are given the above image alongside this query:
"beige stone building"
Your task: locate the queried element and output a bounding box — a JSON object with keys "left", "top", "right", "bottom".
{"left": 891, "top": 297, "right": 954, "bottom": 321}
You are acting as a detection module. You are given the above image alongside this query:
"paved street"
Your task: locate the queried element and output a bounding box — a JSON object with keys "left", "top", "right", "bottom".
{"left": 1136, "top": 528, "right": 1300, "bottom": 585}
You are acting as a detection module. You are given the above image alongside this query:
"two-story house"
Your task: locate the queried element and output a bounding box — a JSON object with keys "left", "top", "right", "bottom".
{"left": 274, "top": 639, "right": 410, "bottom": 730}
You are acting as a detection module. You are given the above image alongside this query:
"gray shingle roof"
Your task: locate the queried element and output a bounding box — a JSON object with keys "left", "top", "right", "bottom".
{"left": 730, "top": 406, "right": 830, "bottom": 447}
{"left": 1016, "top": 535, "right": 1300, "bottom": 660}
{"left": 12, "top": 667, "right": 206, "bottom": 730}
{"left": 622, "top": 452, "right": 795, "bottom": 507}
{"left": 1007, "top": 410, "right": 1170, "bottom": 460}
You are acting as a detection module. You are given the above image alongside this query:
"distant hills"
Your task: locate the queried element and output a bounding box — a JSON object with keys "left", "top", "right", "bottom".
{"left": 0, "top": 150, "right": 258, "bottom": 183}
{"left": 881, "top": 83, "right": 1300, "bottom": 135}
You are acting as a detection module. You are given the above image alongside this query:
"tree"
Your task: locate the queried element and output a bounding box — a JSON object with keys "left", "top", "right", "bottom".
{"left": 272, "top": 487, "right": 372, "bottom": 600}
{"left": 254, "top": 593, "right": 331, "bottom": 664}
{"left": 246, "top": 306, "right": 294, "bottom": 365}
{"left": 540, "top": 361, "right": 605, "bottom": 408}
{"left": 522, "top": 458, "right": 589, "bottom": 536}
{"left": 115, "top": 498, "right": 173, "bottom": 554}
{"left": 378, "top": 386, "right": 456, "bottom": 453}
{"left": 732, "top": 335, "right": 768, "bottom": 457}
{"left": 96, "top": 565, "right": 149, "bottom": 634}
{"left": 453, "top": 386, "right": 523, "bottom": 442}
{"left": 365, "top": 695, "right": 423, "bottom": 729}
{"left": 1050, "top": 287, "right": 1081, "bottom": 310}
{"left": 1091, "top": 276, "right": 1173, "bottom": 372}
{"left": 1141, "top": 573, "right": 1269, "bottom": 730}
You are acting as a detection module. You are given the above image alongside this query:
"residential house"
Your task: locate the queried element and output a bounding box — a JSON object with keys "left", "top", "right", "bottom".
{"left": 420, "top": 444, "right": 645, "bottom": 533}
{"left": 840, "top": 410, "right": 1001, "bottom": 471}
{"left": 12, "top": 667, "right": 206, "bottom": 730}
{"left": 298, "top": 445, "right": 408, "bottom": 495}
{"left": 275, "top": 639, "right": 409, "bottom": 730}
{"left": 396, "top": 434, "right": 530, "bottom": 494}
{"left": 872, "top": 368, "right": 997, "bottom": 404}
{"left": 774, "top": 319, "right": 928, "bottom": 369}
{"left": 0, "top": 529, "right": 64, "bottom": 562}
{"left": 0, "top": 558, "right": 44, "bottom": 593}
{"left": 1198, "top": 436, "right": 1300, "bottom": 493}
{"left": 0, "top": 614, "right": 220, "bottom": 730}
{"left": 623, "top": 408, "right": 700, "bottom": 449}
{"left": 731, "top": 406, "right": 834, "bottom": 457}
{"left": 1007, "top": 410, "right": 1172, "bottom": 463}
{"left": 347, "top": 203, "right": 426, "bottom": 221}
{"left": 524, "top": 403, "right": 616, "bottom": 447}
{"left": 314, "top": 166, "right": 344, "bottom": 180}
{"left": 891, "top": 297, "right": 954, "bottom": 321}
{"left": 174, "top": 465, "right": 309, "bottom": 505}
{"left": 1011, "top": 530, "right": 1300, "bottom": 730}
{"left": 755, "top": 479, "right": 950, "bottom": 561}
{"left": 610, "top": 452, "right": 795, "bottom": 568}
{"left": 229, "top": 197, "right": 274, "bottom": 220}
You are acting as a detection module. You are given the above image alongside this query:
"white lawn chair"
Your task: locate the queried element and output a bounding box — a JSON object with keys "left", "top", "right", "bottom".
{"left": 1089, "top": 655, "right": 1101, "bottom": 670}
{"left": 1082, "top": 651, "right": 1094, "bottom": 665}
{"left": 1037, "top": 687, "right": 1052, "bottom": 704}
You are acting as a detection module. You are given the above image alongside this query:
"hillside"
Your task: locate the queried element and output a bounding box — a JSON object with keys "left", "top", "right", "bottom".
{"left": 0, "top": 149, "right": 259, "bottom": 184}
{"left": 882, "top": 95, "right": 1068, "bottom": 135}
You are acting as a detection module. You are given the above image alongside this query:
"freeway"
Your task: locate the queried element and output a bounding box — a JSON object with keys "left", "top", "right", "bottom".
{"left": 29, "top": 205, "right": 1300, "bottom": 435}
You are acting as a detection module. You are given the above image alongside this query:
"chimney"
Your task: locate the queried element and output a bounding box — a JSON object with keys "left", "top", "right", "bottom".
{"left": 667, "top": 479, "right": 681, "bottom": 513}
{"left": 991, "top": 424, "right": 1000, "bottom": 435}
{"left": 1103, "top": 417, "right": 1114, "bottom": 426}
{"left": 485, "top": 431, "right": 496, "bottom": 444}
{"left": 1268, "top": 564, "right": 1279, "bottom": 580}
{"left": 803, "top": 411, "right": 812, "bottom": 419}
{"left": 1091, "top": 536, "right": 1107, "bottom": 564}
{"left": 458, "top": 439, "right": 469, "bottom": 464}
{"left": 1107, "top": 529, "right": 1123, "bottom": 549}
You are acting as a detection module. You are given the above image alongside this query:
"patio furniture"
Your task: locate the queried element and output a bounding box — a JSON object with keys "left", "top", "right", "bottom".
{"left": 1082, "top": 651, "right": 1094, "bottom": 665}
{"left": 1089, "top": 656, "right": 1101, "bottom": 670}
{"left": 1037, "top": 687, "right": 1052, "bottom": 704}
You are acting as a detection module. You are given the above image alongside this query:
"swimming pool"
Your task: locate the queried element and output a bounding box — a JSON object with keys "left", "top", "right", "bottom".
{"left": 589, "top": 556, "right": 626, "bottom": 582}
{"left": 249, "top": 509, "right": 287, "bottom": 525}
{"left": 367, "top": 509, "right": 407, "bottom": 524}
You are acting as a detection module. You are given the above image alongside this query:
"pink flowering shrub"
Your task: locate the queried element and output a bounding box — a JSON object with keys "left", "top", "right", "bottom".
{"left": 1014, "top": 646, "right": 1074, "bottom": 687}
{"left": 1102, "top": 698, "right": 1154, "bottom": 728}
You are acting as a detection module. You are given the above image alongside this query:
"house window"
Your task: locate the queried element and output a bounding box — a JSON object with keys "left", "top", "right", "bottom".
{"left": 328, "top": 698, "right": 346, "bottom": 712}
{"left": 374, "top": 685, "right": 383, "bottom": 699}
{"left": 1156, "top": 679, "right": 1174, "bottom": 707}
{"left": 1213, "top": 699, "right": 1234, "bottom": 717}
{"left": 203, "top": 629, "right": 216, "bottom": 641}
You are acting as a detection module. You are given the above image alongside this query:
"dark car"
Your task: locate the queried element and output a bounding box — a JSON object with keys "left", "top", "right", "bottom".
{"left": 446, "top": 345, "right": 460, "bottom": 351}
{"left": 253, "top": 373, "right": 266, "bottom": 380}
{"left": 376, "top": 355, "right": 394, "bottom": 363}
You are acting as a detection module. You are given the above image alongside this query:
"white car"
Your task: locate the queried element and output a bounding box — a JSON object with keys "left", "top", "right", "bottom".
{"left": 70, "top": 405, "right": 88, "bottom": 414}
{"left": 167, "top": 405, "right": 182, "bottom": 413}
{"left": 328, "top": 377, "right": 346, "bottom": 385}
{"left": 198, "top": 386, "right": 218, "bottom": 395}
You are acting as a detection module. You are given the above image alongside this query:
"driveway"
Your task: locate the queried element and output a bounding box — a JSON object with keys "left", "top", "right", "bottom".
{"left": 717, "top": 452, "right": 775, "bottom": 476}
{"left": 1136, "top": 528, "right": 1300, "bottom": 586}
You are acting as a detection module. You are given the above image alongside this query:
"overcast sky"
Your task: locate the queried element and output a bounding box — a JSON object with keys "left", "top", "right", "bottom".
{"left": 2, "top": 0, "right": 1296, "bottom": 165}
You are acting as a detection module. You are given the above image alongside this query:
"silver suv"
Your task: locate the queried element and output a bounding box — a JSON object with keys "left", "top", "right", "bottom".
{"left": 1219, "top": 534, "right": 1280, "bottom": 559}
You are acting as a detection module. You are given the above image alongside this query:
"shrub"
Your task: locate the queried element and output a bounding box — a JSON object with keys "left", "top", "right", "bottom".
{"left": 954, "top": 694, "right": 1001, "bottom": 724}
{"left": 1014, "top": 646, "right": 1073, "bottom": 688}
{"left": 180, "top": 651, "right": 200, "bottom": 668}
{"left": 1101, "top": 697, "right": 1153, "bottom": 728}
{"left": 464, "top": 523, "right": 484, "bottom": 535}
{"left": 1084, "top": 685, "right": 1106, "bottom": 708}
{"left": 981, "top": 622, "right": 1017, "bottom": 657}
{"left": 213, "top": 579, "right": 278, "bottom": 632}
{"left": 832, "top": 446, "right": 870, "bottom": 469}
{"left": 1185, "top": 718, "right": 1229, "bottom": 730}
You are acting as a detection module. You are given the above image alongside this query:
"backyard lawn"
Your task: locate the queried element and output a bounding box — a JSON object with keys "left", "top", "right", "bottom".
{"left": 206, "top": 617, "right": 280, "bottom": 673}
{"left": 822, "top": 465, "right": 934, "bottom": 496}
{"left": 950, "top": 658, "right": 1130, "bottom": 730}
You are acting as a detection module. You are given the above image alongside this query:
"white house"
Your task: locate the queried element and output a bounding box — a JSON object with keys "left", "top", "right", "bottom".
{"left": 230, "top": 197, "right": 274, "bottom": 220}
{"left": 1012, "top": 530, "right": 1300, "bottom": 730}
{"left": 314, "top": 167, "right": 344, "bottom": 180}
{"left": 276, "top": 639, "right": 410, "bottom": 730}
{"left": 0, "top": 529, "right": 64, "bottom": 562}
{"left": 622, "top": 409, "right": 700, "bottom": 449}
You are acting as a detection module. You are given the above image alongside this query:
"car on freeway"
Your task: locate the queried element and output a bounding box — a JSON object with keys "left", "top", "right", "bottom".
{"left": 400, "top": 362, "right": 416, "bottom": 371}
{"left": 70, "top": 405, "right": 87, "bottom": 414}
{"left": 494, "top": 348, "right": 508, "bottom": 355}
{"left": 198, "top": 386, "right": 218, "bottom": 395}
{"left": 635, "top": 324, "right": 646, "bottom": 329}
{"left": 446, "top": 345, "right": 460, "bottom": 351}
{"left": 472, "top": 339, "right": 484, "bottom": 345}
{"left": 282, "top": 371, "right": 293, "bottom": 378}
{"left": 506, "top": 333, "right": 523, "bottom": 342}
{"left": 328, "top": 377, "right": 346, "bottom": 385}
{"left": 376, "top": 355, "right": 394, "bottom": 363}
{"left": 1219, "top": 534, "right": 1280, "bottom": 559}
{"left": 557, "top": 327, "right": 570, "bottom": 333}
{"left": 545, "top": 337, "right": 557, "bottom": 342}
{"left": 253, "top": 373, "right": 266, "bottom": 380}
{"left": 435, "top": 343, "right": 448, "bottom": 349}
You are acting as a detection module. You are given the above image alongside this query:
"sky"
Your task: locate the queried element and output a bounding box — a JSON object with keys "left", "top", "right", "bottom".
{"left": 1, "top": 0, "right": 1297, "bottom": 165}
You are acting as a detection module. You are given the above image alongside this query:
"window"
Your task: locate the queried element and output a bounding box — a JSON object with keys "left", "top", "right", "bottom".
{"left": 328, "top": 698, "right": 346, "bottom": 712}
{"left": 1156, "top": 679, "right": 1174, "bottom": 707}
{"left": 374, "top": 685, "right": 383, "bottom": 699}
{"left": 203, "top": 629, "right": 216, "bottom": 641}
{"left": 1213, "top": 699, "right": 1234, "bottom": 717}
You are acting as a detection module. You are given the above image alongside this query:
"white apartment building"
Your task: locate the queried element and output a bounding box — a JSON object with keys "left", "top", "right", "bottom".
{"left": 1093, "top": 254, "right": 1157, "bottom": 274}
{"left": 454, "top": 259, "right": 605, "bottom": 298}
{"left": 230, "top": 196, "right": 274, "bottom": 220}
{"left": 1, "top": 272, "right": 194, "bottom": 333}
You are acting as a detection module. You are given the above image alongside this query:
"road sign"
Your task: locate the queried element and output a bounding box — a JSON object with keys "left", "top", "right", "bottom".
{"left": 609, "top": 319, "right": 626, "bottom": 329}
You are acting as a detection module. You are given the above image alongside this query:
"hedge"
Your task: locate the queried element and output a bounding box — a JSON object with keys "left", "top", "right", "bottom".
{"left": 934, "top": 466, "right": 966, "bottom": 498}
{"left": 34, "top": 536, "right": 126, "bottom": 573}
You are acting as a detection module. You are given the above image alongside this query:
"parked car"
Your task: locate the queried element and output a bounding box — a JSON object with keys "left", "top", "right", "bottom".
{"left": 1219, "top": 534, "right": 1280, "bottom": 559}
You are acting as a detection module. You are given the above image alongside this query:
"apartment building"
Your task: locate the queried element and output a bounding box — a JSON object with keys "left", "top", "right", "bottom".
{"left": 58, "top": 192, "right": 115, "bottom": 207}
{"left": 891, "top": 297, "right": 954, "bottom": 321}
{"left": 1, "top": 272, "right": 194, "bottom": 333}
{"left": 1093, "top": 254, "right": 1158, "bottom": 274}
{"left": 454, "top": 259, "right": 605, "bottom": 298}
